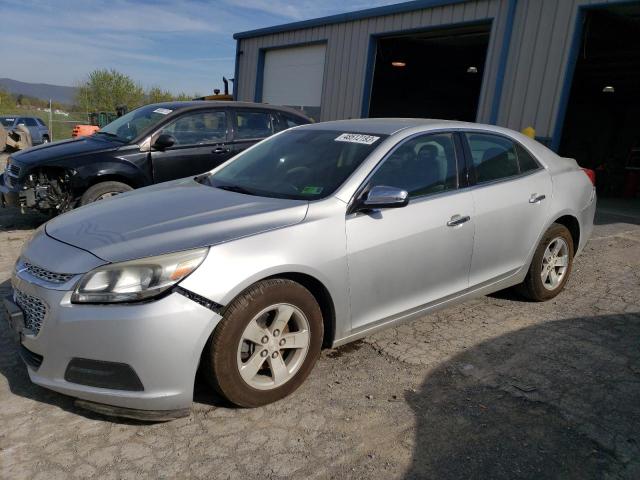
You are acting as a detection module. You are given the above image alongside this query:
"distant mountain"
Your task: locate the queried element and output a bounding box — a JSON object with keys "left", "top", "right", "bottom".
{"left": 0, "top": 78, "right": 78, "bottom": 105}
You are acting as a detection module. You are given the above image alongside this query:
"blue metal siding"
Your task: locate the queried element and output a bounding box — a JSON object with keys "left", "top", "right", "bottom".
{"left": 236, "top": 0, "right": 508, "bottom": 122}
{"left": 234, "top": 0, "right": 638, "bottom": 144}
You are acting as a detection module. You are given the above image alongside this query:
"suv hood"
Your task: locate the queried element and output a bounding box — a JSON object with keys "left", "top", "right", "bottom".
{"left": 45, "top": 178, "right": 309, "bottom": 263}
{"left": 11, "top": 135, "right": 119, "bottom": 166}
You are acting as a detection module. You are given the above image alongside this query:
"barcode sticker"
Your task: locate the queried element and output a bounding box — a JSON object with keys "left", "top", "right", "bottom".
{"left": 334, "top": 133, "right": 380, "bottom": 145}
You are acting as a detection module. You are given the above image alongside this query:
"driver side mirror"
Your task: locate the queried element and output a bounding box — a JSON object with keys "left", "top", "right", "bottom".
{"left": 152, "top": 133, "right": 176, "bottom": 150}
{"left": 357, "top": 185, "right": 409, "bottom": 211}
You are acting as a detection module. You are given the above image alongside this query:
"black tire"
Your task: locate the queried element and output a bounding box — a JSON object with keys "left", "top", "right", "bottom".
{"left": 204, "top": 279, "right": 323, "bottom": 407}
{"left": 42, "top": 135, "right": 50, "bottom": 143}
{"left": 520, "top": 223, "right": 574, "bottom": 301}
{"left": 80, "top": 181, "right": 133, "bottom": 205}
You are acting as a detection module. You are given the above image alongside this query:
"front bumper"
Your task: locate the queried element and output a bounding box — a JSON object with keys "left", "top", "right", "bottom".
{"left": 0, "top": 173, "right": 19, "bottom": 207}
{"left": 10, "top": 271, "right": 222, "bottom": 414}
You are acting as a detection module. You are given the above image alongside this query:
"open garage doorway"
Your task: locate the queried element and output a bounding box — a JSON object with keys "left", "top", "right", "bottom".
{"left": 366, "top": 23, "right": 491, "bottom": 121}
{"left": 559, "top": 4, "right": 640, "bottom": 198}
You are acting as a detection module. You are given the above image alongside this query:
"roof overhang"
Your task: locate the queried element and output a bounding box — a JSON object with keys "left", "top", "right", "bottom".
{"left": 233, "top": 0, "right": 469, "bottom": 40}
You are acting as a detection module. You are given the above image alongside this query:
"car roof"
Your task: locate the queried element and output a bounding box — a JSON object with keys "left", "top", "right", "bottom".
{"left": 296, "top": 118, "right": 514, "bottom": 136}
{"left": 148, "top": 101, "right": 311, "bottom": 119}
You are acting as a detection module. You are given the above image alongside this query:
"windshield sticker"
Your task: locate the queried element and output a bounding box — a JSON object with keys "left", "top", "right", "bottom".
{"left": 335, "top": 133, "right": 380, "bottom": 145}
{"left": 301, "top": 186, "right": 323, "bottom": 195}
{"left": 153, "top": 108, "right": 173, "bottom": 115}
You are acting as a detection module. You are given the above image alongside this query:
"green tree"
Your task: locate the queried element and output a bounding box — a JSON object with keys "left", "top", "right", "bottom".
{"left": 76, "top": 68, "right": 145, "bottom": 112}
{"left": 146, "top": 86, "right": 174, "bottom": 104}
{"left": 174, "top": 92, "right": 194, "bottom": 101}
{"left": 0, "top": 88, "right": 13, "bottom": 109}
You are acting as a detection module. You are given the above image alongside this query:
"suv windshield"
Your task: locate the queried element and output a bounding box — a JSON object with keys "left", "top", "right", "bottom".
{"left": 98, "top": 105, "right": 175, "bottom": 142}
{"left": 209, "top": 129, "right": 386, "bottom": 200}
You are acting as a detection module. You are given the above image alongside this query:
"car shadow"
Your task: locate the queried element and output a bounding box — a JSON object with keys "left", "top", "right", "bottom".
{"left": 0, "top": 206, "right": 48, "bottom": 232}
{"left": 404, "top": 313, "right": 640, "bottom": 479}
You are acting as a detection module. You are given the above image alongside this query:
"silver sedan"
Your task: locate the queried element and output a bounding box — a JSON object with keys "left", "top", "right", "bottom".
{"left": 4, "top": 119, "right": 596, "bottom": 420}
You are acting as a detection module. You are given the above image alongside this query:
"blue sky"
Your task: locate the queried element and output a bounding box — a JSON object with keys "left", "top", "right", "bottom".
{"left": 0, "top": 0, "right": 401, "bottom": 95}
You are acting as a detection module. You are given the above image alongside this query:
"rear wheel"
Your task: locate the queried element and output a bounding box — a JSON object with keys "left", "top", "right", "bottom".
{"left": 204, "top": 279, "right": 323, "bottom": 407}
{"left": 520, "top": 223, "right": 574, "bottom": 301}
{"left": 80, "top": 181, "right": 133, "bottom": 205}
{"left": 41, "top": 135, "right": 50, "bottom": 144}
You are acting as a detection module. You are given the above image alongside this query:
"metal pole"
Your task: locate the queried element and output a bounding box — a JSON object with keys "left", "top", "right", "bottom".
{"left": 49, "top": 99, "right": 53, "bottom": 141}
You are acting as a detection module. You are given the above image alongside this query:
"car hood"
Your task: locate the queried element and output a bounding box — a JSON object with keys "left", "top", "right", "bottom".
{"left": 45, "top": 178, "right": 309, "bottom": 263}
{"left": 11, "top": 134, "right": 120, "bottom": 166}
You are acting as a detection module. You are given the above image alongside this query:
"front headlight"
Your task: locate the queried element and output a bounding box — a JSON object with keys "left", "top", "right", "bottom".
{"left": 71, "top": 248, "right": 208, "bottom": 304}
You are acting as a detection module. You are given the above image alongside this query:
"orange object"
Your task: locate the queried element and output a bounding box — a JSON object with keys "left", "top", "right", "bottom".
{"left": 72, "top": 124, "right": 100, "bottom": 138}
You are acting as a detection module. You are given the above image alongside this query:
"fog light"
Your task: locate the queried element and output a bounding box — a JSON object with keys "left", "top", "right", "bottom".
{"left": 65, "top": 358, "right": 144, "bottom": 391}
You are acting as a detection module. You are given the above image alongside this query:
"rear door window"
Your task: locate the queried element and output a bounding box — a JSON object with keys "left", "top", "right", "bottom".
{"left": 281, "top": 113, "right": 307, "bottom": 129}
{"left": 464, "top": 133, "right": 519, "bottom": 184}
{"left": 158, "top": 111, "right": 227, "bottom": 146}
{"left": 234, "top": 110, "right": 274, "bottom": 139}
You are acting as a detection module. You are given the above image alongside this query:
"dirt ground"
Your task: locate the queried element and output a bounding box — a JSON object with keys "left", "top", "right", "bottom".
{"left": 0, "top": 153, "right": 639, "bottom": 479}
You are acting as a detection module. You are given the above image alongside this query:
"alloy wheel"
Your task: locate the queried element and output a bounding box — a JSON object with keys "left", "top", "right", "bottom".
{"left": 540, "top": 237, "right": 570, "bottom": 290}
{"left": 236, "top": 303, "right": 310, "bottom": 390}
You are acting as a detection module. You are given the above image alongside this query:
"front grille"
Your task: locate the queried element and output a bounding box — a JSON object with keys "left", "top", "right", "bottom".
{"left": 8, "top": 163, "right": 21, "bottom": 177}
{"left": 14, "top": 289, "right": 47, "bottom": 335}
{"left": 23, "top": 262, "right": 75, "bottom": 284}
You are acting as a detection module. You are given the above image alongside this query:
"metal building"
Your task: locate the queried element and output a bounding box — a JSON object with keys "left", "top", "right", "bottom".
{"left": 233, "top": 0, "right": 640, "bottom": 194}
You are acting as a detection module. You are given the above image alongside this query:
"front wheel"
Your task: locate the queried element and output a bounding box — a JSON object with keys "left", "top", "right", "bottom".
{"left": 204, "top": 279, "right": 323, "bottom": 407}
{"left": 80, "top": 181, "right": 133, "bottom": 205}
{"left": 520, "top": 223, "right": 574, "bottom": 301}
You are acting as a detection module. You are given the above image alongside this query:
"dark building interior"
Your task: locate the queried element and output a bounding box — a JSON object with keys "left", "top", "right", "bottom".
{"left": 559, "top": 5, "right": 640, "bottom": 197}
{"left": 367, "top": 23, "right": 491, "bottom": 121}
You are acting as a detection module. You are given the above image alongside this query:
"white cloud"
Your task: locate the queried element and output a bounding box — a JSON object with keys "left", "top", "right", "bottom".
{"left": 0, "top": 0, "right": 402, "bottom": 93}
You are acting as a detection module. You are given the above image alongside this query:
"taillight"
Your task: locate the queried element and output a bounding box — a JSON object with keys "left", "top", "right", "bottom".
{"left": 582, "top": 168, "right": 596, "bottom": 186}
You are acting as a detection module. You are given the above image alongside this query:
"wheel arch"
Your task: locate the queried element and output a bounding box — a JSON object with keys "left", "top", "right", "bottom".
{"left": 86, "top": 173, "right": 139, "bottom": 189}
{"left": 217, "top": 271, "right": 337, "bottom": 349}
{"left": 552, "top": 214, "right": 580, "bottom": 254}
{"left": 265, "top": 272, "right": 336, "bottom": 348}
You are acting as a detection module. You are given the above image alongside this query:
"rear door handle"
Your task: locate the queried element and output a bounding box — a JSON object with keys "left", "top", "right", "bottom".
{"left": 447, "top": 214, "right": 471, "bottom": 227}
{"left": 212, "top": 146, "right": 229, "bottom": 154}
{"left": 529, "top": 193, "right": 546, "bottom": 204}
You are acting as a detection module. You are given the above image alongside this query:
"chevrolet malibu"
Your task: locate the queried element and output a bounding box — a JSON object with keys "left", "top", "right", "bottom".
{"left": 3, "top": 119, "right": 596, "bottom": 420}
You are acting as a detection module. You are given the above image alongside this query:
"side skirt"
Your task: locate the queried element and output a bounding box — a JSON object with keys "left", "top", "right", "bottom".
{"left": 331, "top": 266, "right": 525, "bottom": 348}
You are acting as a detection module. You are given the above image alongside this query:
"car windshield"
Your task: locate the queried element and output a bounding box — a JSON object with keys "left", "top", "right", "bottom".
{"left": 0, "top": 117, "right": 15, "bottom": 127}
{"left": 98, "top": 105, "right": 175, "bottom": 142}
{"left": 208, "top": 129, "right": 386, "bottom": 200}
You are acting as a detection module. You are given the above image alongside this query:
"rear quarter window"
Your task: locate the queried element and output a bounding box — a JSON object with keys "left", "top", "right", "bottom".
{"left": 515, "top": 143, "right": 541, "bottom": 173}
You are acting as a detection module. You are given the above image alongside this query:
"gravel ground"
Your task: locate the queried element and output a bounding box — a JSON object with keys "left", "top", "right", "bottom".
{"left": 1, "top": 152, "right": 639, "bottom": 479}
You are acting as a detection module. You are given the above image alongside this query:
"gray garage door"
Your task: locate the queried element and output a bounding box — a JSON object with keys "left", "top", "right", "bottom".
{"left": 262, "top": 44, "right": 326, "bottom": 120}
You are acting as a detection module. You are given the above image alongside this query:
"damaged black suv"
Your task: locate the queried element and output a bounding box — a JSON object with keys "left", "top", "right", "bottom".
{"left": 0, "top": 101, "right": 310, "bottom": 214}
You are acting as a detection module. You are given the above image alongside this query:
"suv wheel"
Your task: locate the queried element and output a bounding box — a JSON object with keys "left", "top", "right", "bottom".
{"left": 42, "top": 135, "right": 50, "bottom": 143}
{"left": 204, "top": 279, "right": 323, "bottom": 407}
{"left": 520, "top": 223, "right": 574, "bottom": 301}
{"left": 80, "top": 181, "right": 133, "bottom": 205}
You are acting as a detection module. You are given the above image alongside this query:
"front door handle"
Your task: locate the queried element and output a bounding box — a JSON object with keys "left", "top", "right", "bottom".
{"left": 447, "top": 214, "right": 471, "bottom": 227}
{"left": 212, "top": 146, "right": 229, "bottom": 154}
{"left": 529, "top": 193, "right": 546, "bottom": 204}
